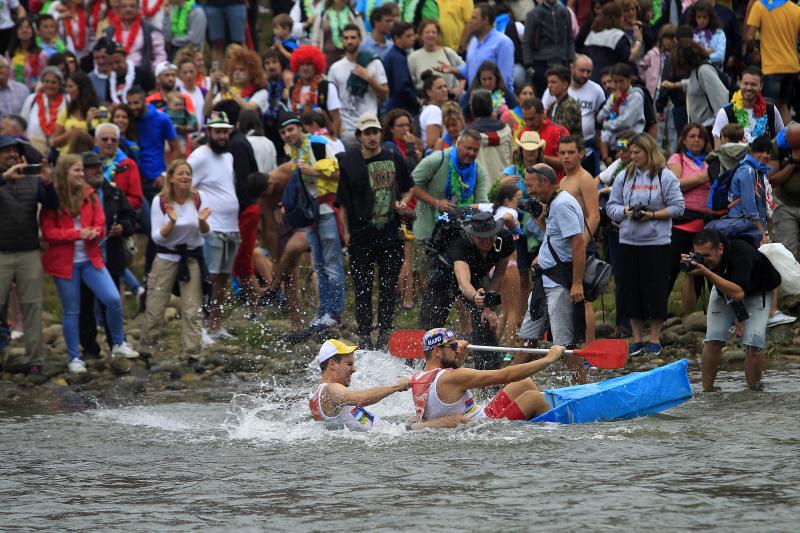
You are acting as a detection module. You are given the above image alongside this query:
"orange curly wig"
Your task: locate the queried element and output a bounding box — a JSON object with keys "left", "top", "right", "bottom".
{"left": 290, "top": 45, "right": 327, "bottom": 75}
{"left": 226, "top": 47, "right": 268, "bottom": 89}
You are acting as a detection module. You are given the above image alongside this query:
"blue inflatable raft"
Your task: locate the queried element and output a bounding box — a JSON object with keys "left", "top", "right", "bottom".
{"left": 530, "top": 359, "right": 692, "bottom": 424}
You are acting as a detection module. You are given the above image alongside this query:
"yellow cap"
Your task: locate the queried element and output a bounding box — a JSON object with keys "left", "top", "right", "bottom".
{"left": 318, "top": 339, "right": 357, "bottom": 364}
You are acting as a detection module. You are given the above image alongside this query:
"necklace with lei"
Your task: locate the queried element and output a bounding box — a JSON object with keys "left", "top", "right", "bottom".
{"left": 445, "top": 147, "right": 477, "bottom": 205}
{"left": 609, "top": 91, "right": 628, "bottom": 120}
{"left": 291, "top": 75, "right": 322, "bottom": 112}
{"left": 303, "top": 0, "right": 317, "bottom": 19}
{"left": 401, "top": 0, "right": 420, "bottom": 23}
{"left": 327, "top": 7, "right": 350, "bottom": 49}
{"left": 36, "top": 91, "right": 63, "bottom": 137}
{"left": 116, "top": 14, "right": 142, "bottom": 54}
{"left": 491, "top": 90, "right": 506, "bottom": 114}
{"left": 143, "top": 0, "right": 166, "bottom": 18}
{"left": 64, "top": 5, "right": 88, "bottom": 52}
{"left": 171, "top": 0, "right": 195, "bottom": 37}
{"left": 36, "top": 36, "right": 66, "bottom": 54}
{"left": 731, "top": 90, "right": 768, "bottom": 138}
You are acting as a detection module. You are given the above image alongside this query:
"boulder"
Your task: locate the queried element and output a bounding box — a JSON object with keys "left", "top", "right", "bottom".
{"left": 42, "top": 325, "right": 62, "bottom": 344}
{"left": 664, "top": 316, "right": 683, "bottom": 328}
{"left": 224, "top": 356, "right": 258, "bottom": 373}
{"left": 660, "top": 328, "right": 682, "bottom": 346}
{"left": 676, "top": 331, "right": 705, "bottom": 350}
{"left": 768, "top": 325, "right": 794, "bottom": 345}
{"left": 110, "top": 358, "right": 135, "bottom": 375}
{"left": 722, "top": 350, "right": 746, "bottom": 364}
{"left": 595, "top": 323, "right": 614, "bottom": 339}
{"left": 104, "top": 375, "right": 146, "bottom": 397}
{"left": 682, "top": 311, "right": 707, "bottom": 332}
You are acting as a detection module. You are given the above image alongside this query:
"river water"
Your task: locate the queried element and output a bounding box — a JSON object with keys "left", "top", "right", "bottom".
{"left": 2, "top": 352, "right": 799, "bottom": 531}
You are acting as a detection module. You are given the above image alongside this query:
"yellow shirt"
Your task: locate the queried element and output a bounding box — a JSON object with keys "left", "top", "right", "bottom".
{"left": 56, "top": 108, "right": 89, "bottom": 154}
{"left": 747, "top": 1, "right": 800, "bottom": 75}
{"left": 438, "top": 0, "right": 474, "bottom": 50}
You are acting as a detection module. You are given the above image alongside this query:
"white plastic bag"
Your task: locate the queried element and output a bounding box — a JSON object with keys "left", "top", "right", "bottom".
{"left": 759, "top": 243, "right": 800, "bottom": 295}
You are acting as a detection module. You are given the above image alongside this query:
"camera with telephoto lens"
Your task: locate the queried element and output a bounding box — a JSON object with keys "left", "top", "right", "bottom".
{"left": 629, "top": 202, "right": 649, "bottom": 220}
{"left": 483, "top": 290, "right": 502, "bottom": 309}
{"left": 517, "top": 197, "right": 544, "bottom": 218}
{"left": 679, "top": 251, "right": 706, "bottom": 272}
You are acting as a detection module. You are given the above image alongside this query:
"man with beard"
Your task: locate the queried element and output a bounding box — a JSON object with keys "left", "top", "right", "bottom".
{"left": 106, "top": 41, "right": 155, "bottom": 104}
{"left": 328, "top": 24, "right": 388, "bottom": 148}
{"left": 188, "top": 111, "right": 239, "bottom": 343}
{"left": 335, "top": 114, "right": 413, "bottom": 349}
{"left": 146, "top": 61, "right": 196, "bottom": 115}
{"left": 409, "top": 328, "right": 564, "bottom": 423}
{"left": 103, "top": 0, "right": 167, "bottom": 70}
{"left": 712, "top": 66, "right": 784, "bottom": 149}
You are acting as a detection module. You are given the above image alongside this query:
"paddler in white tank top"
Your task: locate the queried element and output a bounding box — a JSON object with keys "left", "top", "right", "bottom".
{"left": 309, "top": 339, "right": 469, "bottom": 431}
{"left": 410, "top": 328, "right": 565, "bottom": 423}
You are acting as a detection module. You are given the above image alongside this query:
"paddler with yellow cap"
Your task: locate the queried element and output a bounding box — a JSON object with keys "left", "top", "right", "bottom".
{"left": 308, "top": 339, "right": 469, "bottom": 431}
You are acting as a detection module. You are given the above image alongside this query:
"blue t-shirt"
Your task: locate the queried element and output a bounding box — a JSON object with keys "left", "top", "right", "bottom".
{"left": 137, "top": 104, "right": 177, "bottom": 181}
{"left": 538, "top": 190, "right": 584, "bottom": 288}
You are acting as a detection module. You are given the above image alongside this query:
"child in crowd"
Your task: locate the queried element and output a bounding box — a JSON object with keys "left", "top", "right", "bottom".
{"left": 687, "top": 1, "right": 726, "bottom": 71}
{"left": 166, "top": 91, "right": 198, "bottom": 157}
{"left": 35, "top": 14, "right": 68, "bottom": 58}
{"left": 598, "top": 64, "right": 646, "bottom": 165}
{"left": 273, "top": 14, "right": 299, "bottom": 68}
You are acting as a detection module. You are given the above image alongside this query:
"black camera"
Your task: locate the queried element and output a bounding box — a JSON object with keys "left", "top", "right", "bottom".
{"left": 483, "top": 290, "right": 502, "bottom": 309}
{"left": 517, "top": 198, "right": 543, "bottom": 218}
{"left": 726, "top": 298, "right": 750, "bottom": 322}
{"left": 679, "top": 251, "right": 706, "bottom": 272}
{"left": 630, "top": 202, "right": 648, "bottom": 220}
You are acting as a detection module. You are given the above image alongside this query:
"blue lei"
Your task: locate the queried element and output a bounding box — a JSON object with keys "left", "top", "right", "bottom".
{"left": 445, "top": 147, "right": 477, "bottom": 205}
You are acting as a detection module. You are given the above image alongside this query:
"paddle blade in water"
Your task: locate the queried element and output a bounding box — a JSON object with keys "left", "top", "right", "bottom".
{"left": 574, "top": 339, "right": 628, "bottom": 369}
{"left": 388, "top": 329, "right": 426, "bottom": 359}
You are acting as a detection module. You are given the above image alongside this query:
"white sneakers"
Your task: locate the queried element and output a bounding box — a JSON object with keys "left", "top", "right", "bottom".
{"left": 208, "top": 327, "right": 237, "bottom": 341}
{"left": 201, "top": 328, "right": 216, "bottom": 347}
{"left": 767, "top": 311, "right": 796, "bottom": 328}
{"left": 111, "top": 341, "right": 140, "bottom": 359}
{"left": 68, "top": 358, "right": 87, "bottom": 374}
{"left": 309, "top": 313, "right": 337, "bottom": 329}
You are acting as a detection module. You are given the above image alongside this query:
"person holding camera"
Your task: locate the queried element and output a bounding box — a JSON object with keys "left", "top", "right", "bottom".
{"left": 606, "top": 133, "right": 685, "bottom": 357}
{"left": 517, "top": 163, "right": 587, "bottom": 383}
{"left": 418, "top": 211, "right": 514, "bottom": 370}
{"left": 681, "top": 229, "right": 782, "bottom": 392}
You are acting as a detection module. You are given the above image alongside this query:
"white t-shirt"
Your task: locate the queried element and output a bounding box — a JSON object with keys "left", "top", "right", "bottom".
{"left": 187, "top": 145, "right": 239, "bottom": 233}
{"left": 150, "top": 192, "right": 208, "bottom": 262}
{"left": 328, "top": 56, "right": 388, "bottom": 135}
{"left": 246, "top": 134, "right": 277, "bottom": 174}
{"left": 711, "top": 105, "right": 784, "bottom": 144}
{"left": 419, "top": 104, "right": 443, "bottom": 147}
{"left": 476, "top": 204, "right": 520, "bottom": 229}
{"left": 0, "top": 0, "right": 20, "bottom": 30}
{"left": 542, "top": 80, "right": 607, "bottom": 142}
{"left": 178, "top": 84, "right": 206, "bottom": 129}
{"left": 73, "top": 216, "right": 88, "bottom": 263}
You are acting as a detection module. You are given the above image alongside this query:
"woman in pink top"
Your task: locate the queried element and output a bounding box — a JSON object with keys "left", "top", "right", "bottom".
{"left": 666, "top": 122, "right": 712, "bottom": 293}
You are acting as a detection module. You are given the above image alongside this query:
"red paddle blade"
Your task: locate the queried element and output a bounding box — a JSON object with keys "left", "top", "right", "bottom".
{"left": 388, "top": 329, "right": 426, "bottom": 359}
{"left": 574, "top": 339, "right": 629, "bottom": 369}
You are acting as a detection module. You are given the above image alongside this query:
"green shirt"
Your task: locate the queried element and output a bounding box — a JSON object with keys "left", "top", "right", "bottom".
{"left": 411, "top": 147, "right": 489, "bottom": 241}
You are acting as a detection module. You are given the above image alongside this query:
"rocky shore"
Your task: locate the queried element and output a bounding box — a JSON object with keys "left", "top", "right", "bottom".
{"left": 2, "top": 299, "right": 800, "bottom": 406}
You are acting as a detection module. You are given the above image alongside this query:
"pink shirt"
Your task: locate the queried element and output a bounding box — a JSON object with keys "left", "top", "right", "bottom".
{"left": 668, "top": 152, "right": 710, "bottom": 233}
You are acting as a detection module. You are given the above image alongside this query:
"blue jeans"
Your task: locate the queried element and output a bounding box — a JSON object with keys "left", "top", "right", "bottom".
{"left": 54, "top": 262, "right": 125, "bottom": 360}
{"left": 306, "top": 213, "right": 345, "bottom": 319}
{"left": 205, "top": 3, "right": 247, "bottom": 43}
{"left": 122, "top": 268, "right": 141, "bottom": 292}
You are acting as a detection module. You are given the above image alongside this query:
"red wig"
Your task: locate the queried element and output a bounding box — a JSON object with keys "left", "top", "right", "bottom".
{"left": 290, "top": 45, "right": 327, "bottom": 75}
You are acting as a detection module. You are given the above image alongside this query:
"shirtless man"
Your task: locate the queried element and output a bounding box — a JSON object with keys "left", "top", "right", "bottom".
{"left": 410, "top": 328, "right": 565, "bottom": 422}
{"left": 558, "top": 134, "right": 600, "bottom": 342}
{"left": 309, "top": 339, "right": 467, "bottom": 430}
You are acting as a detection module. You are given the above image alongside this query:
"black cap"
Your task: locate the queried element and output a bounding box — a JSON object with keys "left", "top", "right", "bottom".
{"left": 0, "top": 135, "right": 22, "bottom": 152}
{"left": 278, "top": 109, "right": 302, "bottom": 130}
{"left": 104, "top": 40, "right": 127, "bottom": 56}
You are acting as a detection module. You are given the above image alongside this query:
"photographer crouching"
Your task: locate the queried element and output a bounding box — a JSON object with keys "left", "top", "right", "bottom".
{"left": 418, "top": 211, "right": 514, "bottom": 370}
{"left": 681, "top": 229, "right": 781, "bottom": 392}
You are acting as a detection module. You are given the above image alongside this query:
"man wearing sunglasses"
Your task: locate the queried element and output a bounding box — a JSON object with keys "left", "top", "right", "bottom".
{"left": 410, "top": 328, "right": 564, "bottom": 422}
{"left": 94, "top": 123, "right": 144, "bottom": 211}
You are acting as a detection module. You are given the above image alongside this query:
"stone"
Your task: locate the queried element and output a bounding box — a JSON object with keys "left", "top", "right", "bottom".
{"left": 595, "top": 323, "right": 614, "bottom": 339}
{"left": 42, "top": 325, "right": 62, "bottom": 344}
{"left": 768, "top": 325, "right": 794, "bottom": 345}
{"left": 50, "top": 377, "right": 68, "bottom": 387}
{"left": 110, "top": 358, "right": 135, "bottom": 375}
{"left": 664, "top": 317, "right": 683, "bottom": 328}
{"left": 164, "top": 307, "right": 178, "bottom": 321}
{"left": 65, "top": 372, "right": 93, "bottom": 386}
{"left": 41, "top": 311, "right": 56, "bottom": 323}
{"left": 682, "top": 311, "right": 707, "bottom": 332}
{"left": 660, "top": 328, "right": 682, "bottom": 346}
{"left": 676, "top": 331, "right": 704, "bottom": 350}
{"left": 104, "top": 376, "right": 146, "bottom": 397}
{"left": 224, "top": 356, "right": 257, "bottom": 373}
{"left": 179, "top": 373, "right": 202, "bottom": 385}
{"left": 722, "top": 350, "right": 746, "bottom": 364}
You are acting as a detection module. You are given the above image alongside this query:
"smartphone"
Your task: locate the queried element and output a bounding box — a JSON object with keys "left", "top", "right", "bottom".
{"left": 96, "top": 109, "right": 109, "bottom": 119}
{"left": 22, "top": 164, "right": 42, "bottom": 175}
{"left": 211, "top": 60, "right": 220, "bottom": 72}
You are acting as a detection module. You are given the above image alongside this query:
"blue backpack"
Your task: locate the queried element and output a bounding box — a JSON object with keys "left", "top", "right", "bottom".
{"left": 282, "top": 168, "right": 319, "bottom": 229}
{"left": 704, "top": 217, "right": 762, "bottom": 248}
{"left": 706, "top": 163, "right": 738, "bottom": 216}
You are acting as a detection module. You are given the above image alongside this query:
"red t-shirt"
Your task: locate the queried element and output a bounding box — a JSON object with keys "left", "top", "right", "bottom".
{"left": 518, "top": 119, "right": 569, "bottom": 181}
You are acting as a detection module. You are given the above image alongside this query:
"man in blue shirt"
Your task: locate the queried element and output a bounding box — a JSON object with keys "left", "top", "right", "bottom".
{"left": 382, "top": 21, "right": 420, "bottom": 114}
{"left": 436, "top": 3, "right": 515, "bottom": 92}
{"left": 360, "top": 5, "right": 394, "bottom": 61}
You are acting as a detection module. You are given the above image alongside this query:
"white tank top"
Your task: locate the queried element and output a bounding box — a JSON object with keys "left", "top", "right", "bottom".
{"left": 411, "top": 369, "right": 484, "bottom": 421}
{"left": 308, "top": 384, "right": 382, "bottom": 431}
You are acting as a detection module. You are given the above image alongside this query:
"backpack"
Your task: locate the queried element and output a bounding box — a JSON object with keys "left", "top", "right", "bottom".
{"left": 706, "top": 165, "right": 738, "bottom": 216}
{"left": 704, "top": 217, "right": 762, "bottom": 248}
{"left": 282, "top": 167, "right": 319, "bottom": 229}
{"left": 427, "top": 208, "right": 475, "bottom": 260}
{"left": 632, "top": 83, "right": 657, "bottom": 133}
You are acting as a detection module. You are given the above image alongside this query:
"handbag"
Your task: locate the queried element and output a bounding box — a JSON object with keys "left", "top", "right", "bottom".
{"left": 281, "top": 167, "right": 319, "bottom": 229}
{"left": 122, "top": 235, "right": 137, "bottom": 266}
{"left": 544, "top": 235, "right": 612, "bottom": 302}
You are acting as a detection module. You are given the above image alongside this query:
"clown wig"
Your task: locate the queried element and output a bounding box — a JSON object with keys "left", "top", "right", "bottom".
{"left": 226, "top": 46, "right": 268, "bottom": 89}
{"left": 290, "top": 45, "right": 327, "bottom": 75}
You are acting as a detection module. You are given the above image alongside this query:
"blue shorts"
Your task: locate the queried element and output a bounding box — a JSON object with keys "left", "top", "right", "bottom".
{"left": 204, "top": 231, "right": 241, "bottom": 275}
{"left": 705, "top": 287, "right": 771, "bottom": 349}
{"left": 762, "top": 73, "right": 797, "bottom": 103}
{"left": 205, "top": 4, "right": 247, "bottom": 43}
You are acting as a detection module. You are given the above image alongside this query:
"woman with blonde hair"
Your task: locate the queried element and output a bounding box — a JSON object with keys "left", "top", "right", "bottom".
{"left": 41, "top": 154, "right": 138, "bottom": 374}
{"left": 606, "top": 133, "right": 685, "bottom": 358}
{"left": 142, "top": 159, "right": 211, "bottom": 354}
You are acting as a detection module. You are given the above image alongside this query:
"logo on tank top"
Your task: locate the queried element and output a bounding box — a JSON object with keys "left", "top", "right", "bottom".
{"left": 351, "top": 406, "right": 374, "bottom": 427}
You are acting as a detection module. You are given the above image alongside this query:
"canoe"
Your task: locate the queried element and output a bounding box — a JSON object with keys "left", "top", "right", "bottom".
{"left": 530, "top": 359, "right": 692, "bottom": 424}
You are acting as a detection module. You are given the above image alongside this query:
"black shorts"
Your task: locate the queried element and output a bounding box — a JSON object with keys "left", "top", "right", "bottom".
{"left": 618, "top": 243, "right": 671, "bottom": 321}
{"left": 763, "top": 72, "right": 797, "bottom": 103}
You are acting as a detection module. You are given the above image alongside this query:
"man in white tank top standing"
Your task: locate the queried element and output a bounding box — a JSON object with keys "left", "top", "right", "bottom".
{"left": 410, "top": 328, "right": 564, "bottom": 422}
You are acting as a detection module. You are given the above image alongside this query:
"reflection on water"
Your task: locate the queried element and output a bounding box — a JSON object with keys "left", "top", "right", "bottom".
{"left": 2, "top": 353, "right": 799, "bottom": 531}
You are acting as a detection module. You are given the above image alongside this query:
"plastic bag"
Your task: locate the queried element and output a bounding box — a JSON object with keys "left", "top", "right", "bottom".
{"left": 759, "top": 243, "right": 800, "bottom": 295}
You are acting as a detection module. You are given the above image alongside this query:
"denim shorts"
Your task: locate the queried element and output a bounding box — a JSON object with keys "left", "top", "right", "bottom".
{"left": 204, "top": 231, "right": 241, "bottom": 275}
{"left": 762, "top": 72, "right": 797, "bottom": 103}
{"left": 705, "top": 287, "right": 771, "bottom": 349}
{"left": 205, "top": 3, "right": 247, "bottom": 43}
{"left": 518, "top": 284, "right": 584, "bottom": 346}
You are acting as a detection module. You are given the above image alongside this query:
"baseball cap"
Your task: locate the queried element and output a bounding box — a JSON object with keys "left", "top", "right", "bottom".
{"left": 278, "top": 109, "right": 302, "bottom": 130}
{"left": 318, "top": 339, "right": 357, "bottom": 365}
{"left": 155, "top": 61, "right": 178, "bottom": 77}
{"left": 421, "top": 328, "right": 456, "bottom": 352}
{"left": 356, "top": 113, "right": 381, "bottom": 133}
{"left": 206, "top": 110, "right": 233, "bottom": 129}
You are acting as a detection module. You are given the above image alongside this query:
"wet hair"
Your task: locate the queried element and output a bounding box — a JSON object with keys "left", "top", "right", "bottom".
{"left": 469, "top": 89, "right": 493, "bottom": 118}
{"left": 720, "top": 123, "right": 744, "bottom": 143}
{"left": 546, "top": 66, "right": 571, "bottom": 84}
{"left": 693, "top": 228, "right": 722, "bottom": 248}
{"left": 675, "top": 122, "right": 711, "bottom": 155}
{"left": 559, "top": 134, "right": 585, "bottom": 151}
{"left": 319, "top": 354, "right": 342, "bottom": 371}
{"left": 391, "top": 20, "right": 414, "bottom": 39}
{"left": 750, "top": 135, "right": 772, "bottom": 154}
{"left": 687, "top": 1, "right": 720, "bottom": 32}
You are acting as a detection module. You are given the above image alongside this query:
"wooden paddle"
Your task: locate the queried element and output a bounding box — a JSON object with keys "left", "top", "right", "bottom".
{"left": 388, "top": 330, "right": 628, "bottom": 369}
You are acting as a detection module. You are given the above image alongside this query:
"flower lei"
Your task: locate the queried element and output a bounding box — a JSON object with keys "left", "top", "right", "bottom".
{"left": 731, "top": 90, "right": 768, "bottom": 139}
{"left": 609, "top": 91, "right": 628, "bottom": 121}
{"left": 36, "top": 91, "right": 63, "bottom": 137}
{"left": 36, "top": 36, "right": 66, "bottom": 54}
{"left": 327, "top": 7, "right": 350, "bottom": 49}
{"left": 445, "top": 147, "right": 477, "bottom": 205}
{"left": 142, "top": 0, "right": 166, "bottom": 18}
{"left": 491, "top": 90, "right": 506, "bottom": 114}
{"left": 92, "top": 0, "right": 104, "bottom": 35}
{"left": 401, "top": 0, "right": 420, "bottom": 23}
{"left": 650, "top": 0, "right": 662, "bottom": 25}
{"left": 64, "top": 5, "right": 87, "bottom": 52}
{"left": 304, "top": 0, "right": 317, "bottom": 19}
{"left": 171, "top": 0, "right": 196, "bottom": 37}
{"left": 116, "top": 14, "right": 142, "bottom": 55}
{"left": 291, "top": 75, "right": 322, "bottom": 113}
{"left": 289, "top": 135, "right": 316, "bottom": 185}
